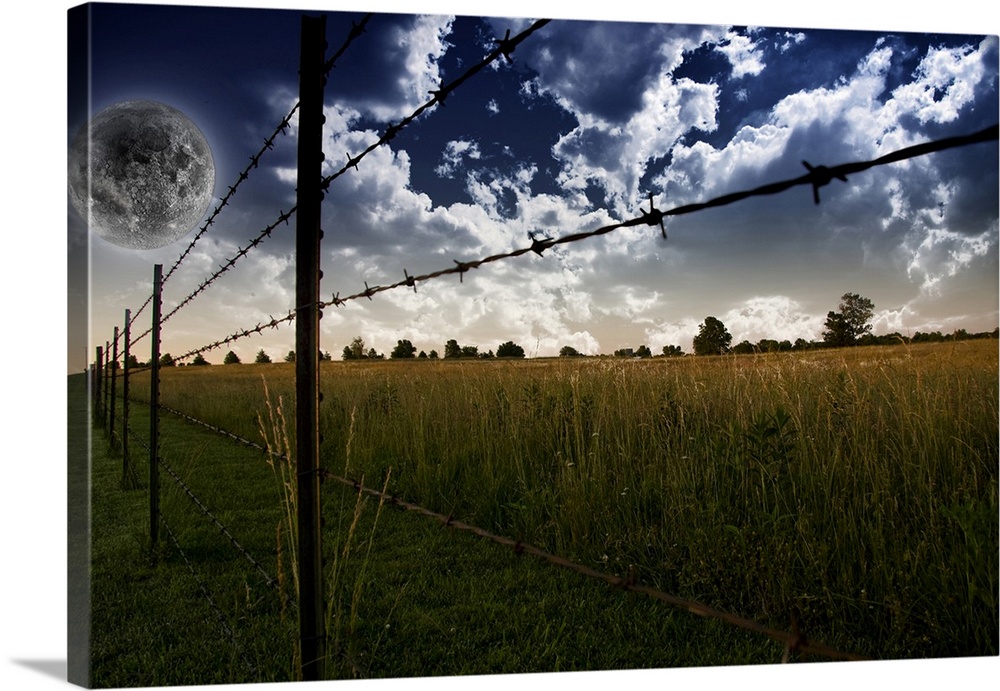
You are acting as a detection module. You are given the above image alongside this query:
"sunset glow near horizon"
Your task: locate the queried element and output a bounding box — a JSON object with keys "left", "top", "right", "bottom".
{"left": 68, "top": 1, "right": 999, "bottom": 372}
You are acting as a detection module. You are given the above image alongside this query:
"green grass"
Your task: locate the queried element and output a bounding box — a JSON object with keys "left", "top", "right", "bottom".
{"left": 87, "top": 340, "right": 999, "bottom": 685}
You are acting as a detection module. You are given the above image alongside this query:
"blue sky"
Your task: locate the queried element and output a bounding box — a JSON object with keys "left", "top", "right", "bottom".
{"left": 65, "top": 1, "right": 998, "bottom": 370}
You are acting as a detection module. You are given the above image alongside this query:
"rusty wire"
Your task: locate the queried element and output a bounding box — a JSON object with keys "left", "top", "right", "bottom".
{"left": 322, "top": 123, "right": 998, "bottom": 309}
{"left": 125, "top": 13, "right": 374, "bottom": 349}
{"left": 123, "top": 111, "right": 297, "bottom": 350}
{"left": 172, "top": 310, "right": 297, "bottom": 364}
{"left": 126, "top": 401, "right": 855, "bottom": 663}
{"left": 322, "top": 472, "right": 866, "bottom": 663}
{"left": 134, "top": 18, "right": 552, "bottom": 357}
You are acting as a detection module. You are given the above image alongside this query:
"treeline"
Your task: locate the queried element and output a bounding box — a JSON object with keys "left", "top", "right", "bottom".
{"left": 124, "top": 324, "right": 997, "bottom": 369}
{"left": 601, "top": 326, "right": 999, "bottom": 360}
{"left": 127, "top": 292, "right": 997, "bottom": 367}
{"left": 340, "top": 337, "right": 527, "bottom": 361}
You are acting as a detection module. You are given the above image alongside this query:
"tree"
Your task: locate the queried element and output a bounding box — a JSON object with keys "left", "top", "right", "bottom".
{"left": 349, "top": 336, "right": 365, "bottom": 360}
{"left": 320, "top": 350, "right": 333, "bottom": 361}
{"left": 390, "top": 339, "right": 417, "bottom": 359}
{"left": 126, "top": 354, "right": 141, "bottom": 369}
{"left": 560, "top": 345, "right": 581, "bottom": 357}
{"left": 190, "top": 353, "right": 210, "bottom": 366}
{"left": 461, "top": 345, "right": 479, "bottom": 358}
{"left": 366, "top": 347, "right": 383, "bottom": 360}
{"left": 693, "top": 317, "right": 732, "bottom": 355}
{"left": 635, "top": 345, "right": 652, "bottom": 358}
{"left": 159, "top": 353, "right": 176, "bottom": 367}
{"left": 496, "top": 341, "right": 525, "bottom": 358}
{"left": 444, "top": 339, "right": 462, "bottom": 359}
{"left": 428, "top": 349, "right": 439, "bottom": 359}
{"left": 255, "top": 349, "right": 272, "bottom": 364}
{"left": 223, "top": 350, "right": 241, "bottom": 364}
{"left": 661, "top": 345, "right": 684, "bottom": 357}
{"left": 284, "top": 350, "right": 296, "bottom": 363}
{"left": 823, "top": 292, "right": 874, "bottom": 347}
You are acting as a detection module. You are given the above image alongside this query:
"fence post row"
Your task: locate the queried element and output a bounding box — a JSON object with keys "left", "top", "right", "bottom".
{"left": 149, "top": 264, "right": 163, "bottom": 547}
{"left": 294, "top": 13, "right": 328, "bottom": 682}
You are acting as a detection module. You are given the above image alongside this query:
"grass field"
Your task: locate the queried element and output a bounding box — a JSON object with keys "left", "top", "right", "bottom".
{"left": 84, "top": 339, "right": 998, "bottom": 685}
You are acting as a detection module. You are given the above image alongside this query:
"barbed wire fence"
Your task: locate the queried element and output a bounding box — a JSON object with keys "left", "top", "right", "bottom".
{"left": 86, "top": 9, "right": 999, "bottom": 684}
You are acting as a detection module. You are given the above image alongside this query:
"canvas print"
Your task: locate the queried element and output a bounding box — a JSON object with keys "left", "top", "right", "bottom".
{"left": 67, "top": 1, "right": 999, "bottom": 687}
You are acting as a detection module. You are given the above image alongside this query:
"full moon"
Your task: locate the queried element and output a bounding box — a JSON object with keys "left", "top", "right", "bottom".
{"left": 68, "top": 100, "right": 216, "bottom": 250}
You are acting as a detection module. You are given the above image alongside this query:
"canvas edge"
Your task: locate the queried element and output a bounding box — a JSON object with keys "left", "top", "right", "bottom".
{"left": 67, "top": 3, "right": 93, "bottom": 688}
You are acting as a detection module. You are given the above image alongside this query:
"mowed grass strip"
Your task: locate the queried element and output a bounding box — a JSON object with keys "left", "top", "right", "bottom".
{"left": 104, "top": 339, "right": 997, "bottom": 683}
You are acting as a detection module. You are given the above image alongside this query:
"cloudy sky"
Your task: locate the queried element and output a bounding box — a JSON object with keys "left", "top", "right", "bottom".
{"left": 67, "top": 1, "right": 998, "bottom": 371}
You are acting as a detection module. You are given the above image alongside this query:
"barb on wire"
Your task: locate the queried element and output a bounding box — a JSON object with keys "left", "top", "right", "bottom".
{"left": 162, "top": 107, "right": 299, "bottom": 288}
{"left": 319, "top": 19, "right": 551, "bottom": 192}
{"left": 172, "top": 310, "right": 297, "bottom": 364}
{"left": 160, "top": 209, "right": 297, "bottom": 327}
{"left": 121, "top": 106, "right": 296, "bottom": 345}
{"left": 321, "top": 123, "right": 998, "bottom": 310}
{"left": 322, "top": 13, "right": 373, "bottom": 74}
{"left": 323, "top": 472, "right": 867, "bottom": 663}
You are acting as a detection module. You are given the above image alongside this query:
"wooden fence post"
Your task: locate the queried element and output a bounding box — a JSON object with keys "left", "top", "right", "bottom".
{"left": 295, "top": 13, "right": 327, "bottom": 681}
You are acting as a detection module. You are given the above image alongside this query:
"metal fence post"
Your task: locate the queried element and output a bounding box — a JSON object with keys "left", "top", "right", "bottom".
{"left": 295, "top": 13, "right": 327, "bottom": 681}
{"left": 149, "top": 264, "right": 163, "bottom": 547}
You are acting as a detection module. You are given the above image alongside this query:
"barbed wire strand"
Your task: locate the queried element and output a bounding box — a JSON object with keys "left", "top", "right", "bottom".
{"left": 125, "top": 13, "right": 374, "bottom": 350}
{"left": 121, "top": 392, "right": 856, "bottom": 662}
{"left": 173, "top": 311, "right": 298, "bottom": 364}
{"left": 133, "top": 103, "right": 989, "bottom": 357}
{"left": 322, "top": 123, "right": 998, "bottom": 309}
{"left": 164, "top": 19, "right": 550, "bottom": 332}
{"left": 319, "top": 19, "right": 551, "bottom": 193}
{"left": 322, "top": 472, "right": 866, "bottom": 663}
{"left": 159, "top": 512, "right": 261, "bottom": 678}
{"left": 128, "top": 19, "right": 552, "bottom": 358}
{"left": 157, "top": 454, "right": 284, "bottom": 599}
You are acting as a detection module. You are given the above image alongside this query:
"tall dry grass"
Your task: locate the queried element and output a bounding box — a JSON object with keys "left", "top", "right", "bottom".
{"left": 129, "top": 341, "right": 998, "bottom": 658}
